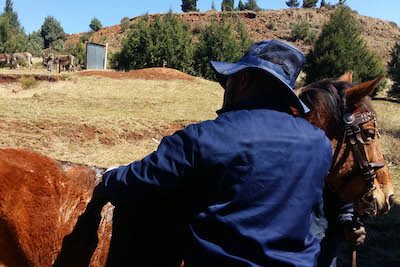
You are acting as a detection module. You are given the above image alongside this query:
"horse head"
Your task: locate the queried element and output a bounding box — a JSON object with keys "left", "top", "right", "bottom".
{"left": 298, "top": 73, "right": 394, "bottom": 217}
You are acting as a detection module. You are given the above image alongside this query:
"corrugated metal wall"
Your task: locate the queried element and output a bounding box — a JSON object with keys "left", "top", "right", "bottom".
{"left": 86, "top": 43, "right": 105, "bottom": 70}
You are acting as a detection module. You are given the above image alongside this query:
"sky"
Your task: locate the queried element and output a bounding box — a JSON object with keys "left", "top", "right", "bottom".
{"left": 5, "top": 0, "right": 400, "bottom": 35}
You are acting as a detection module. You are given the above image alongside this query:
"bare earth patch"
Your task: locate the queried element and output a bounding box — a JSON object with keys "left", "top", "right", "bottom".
{"left": 78, "top": 68, "right": 195, "bottom": 81}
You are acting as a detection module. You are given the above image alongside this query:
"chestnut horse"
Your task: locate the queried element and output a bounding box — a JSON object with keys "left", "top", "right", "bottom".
{"left": 298, "top": 72, "right": 394, "bottom": 216}
{"left": 0, "top": 75, "right": 394, "bottom": 266}
{"left": 0, "top": 149, "right": 113, "bottom": 266}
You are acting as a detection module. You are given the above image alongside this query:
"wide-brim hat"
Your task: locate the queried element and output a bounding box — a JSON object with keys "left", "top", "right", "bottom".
{"left": 210, "top": 39, "right": 310, "bottom": 113}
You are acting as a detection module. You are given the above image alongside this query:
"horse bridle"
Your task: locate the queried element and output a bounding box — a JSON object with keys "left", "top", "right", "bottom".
{"left": 331, "top": 111, "right": 386, "bottom": 217}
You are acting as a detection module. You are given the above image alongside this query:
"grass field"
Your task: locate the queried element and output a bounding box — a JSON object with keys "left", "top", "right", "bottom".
{"left": 0, "top": 70, "right": 399, "bottom": 266}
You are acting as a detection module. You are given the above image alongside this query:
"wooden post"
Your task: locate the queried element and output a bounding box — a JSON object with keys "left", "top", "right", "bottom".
{"left": 104, "top": 42, "right": 108, "bottom": 70}
{"left": 352, "top": 250, "right": 357, "bottom": 267}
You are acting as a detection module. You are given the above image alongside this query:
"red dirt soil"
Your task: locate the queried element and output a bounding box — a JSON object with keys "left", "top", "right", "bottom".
{"left": 78, "top": 67, "right": 195, "bottom": 81}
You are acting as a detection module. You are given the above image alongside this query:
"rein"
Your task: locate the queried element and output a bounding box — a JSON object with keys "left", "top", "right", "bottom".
{"left": 330, "top": 111, "right": 386, "bottom": 217}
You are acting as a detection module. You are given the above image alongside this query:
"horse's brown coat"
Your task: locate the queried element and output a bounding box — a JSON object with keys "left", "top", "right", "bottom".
{"left": 0, "top": 148, "right": 112, "bottom": 266}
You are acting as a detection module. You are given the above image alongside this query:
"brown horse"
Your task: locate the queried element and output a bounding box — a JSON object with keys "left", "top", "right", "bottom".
{"left": 0, "top": 75, "right": 394, "bottom": 266}
{"left": 298, "top": 72, "right": 394, "bottom": 216}
{"left": 0, "top": 149, "right": 112, "bottom": 266}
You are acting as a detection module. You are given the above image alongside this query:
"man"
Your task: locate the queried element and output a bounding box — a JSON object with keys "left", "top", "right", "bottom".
{"left": 92, "top": 39, "right": 333, "bottom": 266}
{"left": 315, "top": 188, "right": 367, "bottom": 267}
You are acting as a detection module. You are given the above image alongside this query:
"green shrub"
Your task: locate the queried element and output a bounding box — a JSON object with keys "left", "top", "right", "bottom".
{"left": 388, "top": 21, "right": 398, "bottom": 28}
{"left": 121, "top": 17, "right": 130, "bottom": 32}
{"left": 302, "top": 0, "right": 318, "bottom": 8}
{"left": 51, "top": 39, "right": 64, "bottom": 52}
{"left": 192, "top": 24, "right": 203, "bottom": 34}
{"left": 20, "top": 77, "right": 39, "bottom": 90}
{"left": 304, "top": 6, "right": 386, "bottom": 95}
{"left": 110, "top": 11, "right": 195, "bottom": 74}
{"left": 267, "top": 22, "right": 276, "bottom": 30}
{"left": 90, "top": 17, "right": 102, "bottom": 32}
{"left": 194, "top": 16, "right": 253, "bottom": 80}
{"left": 306, "top": 29, "right": 318, "bottom": 45}
{"left": 291, "top": 20, "right": 310, "bottom": 40}
{"left": 41, "top": 16, "right": 63, "bottom": 48}
{"left": 181, "top": 0, "right": 198, "bottom": 12}
{"left": 388, "top": 43, "right": 400, "bottom": 97}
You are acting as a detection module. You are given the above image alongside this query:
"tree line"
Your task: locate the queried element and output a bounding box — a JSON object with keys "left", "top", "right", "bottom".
{"left": 180, "top": 0, "right": 347, "bottom": 12}
{"left": 111, "top": 6, "right": 400, "bottom": 97}
{"left": 1, "top": 0, "right": 400, "bottom": 97}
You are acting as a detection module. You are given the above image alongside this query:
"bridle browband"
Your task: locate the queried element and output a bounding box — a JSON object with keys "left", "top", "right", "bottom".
{"left": 330, "top": 108, "right": 386, "bottom": 217}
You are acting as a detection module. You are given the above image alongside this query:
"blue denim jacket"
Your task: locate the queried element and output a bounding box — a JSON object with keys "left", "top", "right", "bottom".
{"left": 104, "top": 104, "right": 332, "bottom": 267}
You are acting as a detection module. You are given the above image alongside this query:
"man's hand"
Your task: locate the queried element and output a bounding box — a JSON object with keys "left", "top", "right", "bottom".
{"left": 343, "top": 223, "right": 367, "bottom": 247}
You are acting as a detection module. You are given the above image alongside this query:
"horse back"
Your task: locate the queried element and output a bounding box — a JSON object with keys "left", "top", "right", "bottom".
{"left": 0, "top": 148, "right": 111, "bottom": 266}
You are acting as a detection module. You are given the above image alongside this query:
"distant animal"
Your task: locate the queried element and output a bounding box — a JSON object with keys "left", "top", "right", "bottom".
{"left": 45, "top": 53, "right": 55, "bottom": 72}
{"left": 40, "top": 52, "right": 47, "bottom": 64}
{"left": 54, "top": 54, "right": 75, "bottom": 73}
{"left": 10, "top": 52, "right": 33, "bottom": 69}
{"left": 0, "top": 53, "right": 10, "bottom": 65}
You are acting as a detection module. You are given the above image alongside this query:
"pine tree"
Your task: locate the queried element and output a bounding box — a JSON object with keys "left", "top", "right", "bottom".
{"left": 41, "top": 16, "right": 64, "bottom": 48}
{"left": 286, "top": 0, "right": 300, "bottom": 8}
{"left": 245, "top": 0, "right": 260, "bottom": 11}
{"left": 303, "top": 0, "right": 318, "bottom": 8}
{"left": 304, "top": 6, "right": 386, "bottom": 94}
{"left": 221, "top": 0, "right": 235, "bottom": 11}
{"left": 238, "top": 0, "right": 246, "bottom": 10}
{"left": 3, "top": 0, "right": 19, "bottom": 29}
{"left": 181, "top": 0, "right": 198, "bottom": 12}
{"left": 0, "top": 0, "right": 27, "bottom": 53}
{"left": 89, "top": 17, "right": 102, "bottom": 32}
{"left": 110, "top": 11, "right": 195, "bottom": 74}
{"left": 388, "top": 43, "right": 400, "bottom": 97}
{"left": 194, "top": 16, "right": 252, "bottom": 80}
{"left": 211, "top": 0, "right": 216, "bottom": 11}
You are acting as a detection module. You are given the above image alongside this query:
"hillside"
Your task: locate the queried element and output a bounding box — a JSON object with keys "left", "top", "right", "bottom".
{"left": 65, "top": 8, "right": 400, "bottom": 64}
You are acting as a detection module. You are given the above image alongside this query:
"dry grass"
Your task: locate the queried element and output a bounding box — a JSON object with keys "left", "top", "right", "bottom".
{"left": 0, "top": 71, "right": 399, "bottom": 265}
{"left": 19, "top": 76, "right": 40, "bottom": 90}
{"left": 0, "top": 73, "right": 222, "bottom": 166}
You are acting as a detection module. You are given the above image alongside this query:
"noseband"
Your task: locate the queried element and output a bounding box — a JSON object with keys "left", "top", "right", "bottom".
{"left": 331, "top": 111, "right": 386, "bottom": 217}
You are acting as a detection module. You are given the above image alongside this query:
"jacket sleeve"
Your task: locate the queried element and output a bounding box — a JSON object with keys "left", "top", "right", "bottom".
{"left": 103, "top": 125, "right": 198, "bottom": 206}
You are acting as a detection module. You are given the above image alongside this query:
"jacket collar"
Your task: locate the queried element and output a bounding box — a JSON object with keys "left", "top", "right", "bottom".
{"left": 216, "top": 99, "right": 294, "bottom": 116}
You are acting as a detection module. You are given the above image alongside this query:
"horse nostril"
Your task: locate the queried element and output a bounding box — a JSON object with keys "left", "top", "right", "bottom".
{"left": 389, "top": 195, "right": 395, "bottom": 208}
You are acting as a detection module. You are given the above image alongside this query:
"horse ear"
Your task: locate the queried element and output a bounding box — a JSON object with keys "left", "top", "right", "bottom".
{"left": 338, "top": 72, "right": 353, "bottom": 83}
{"left": 344, "top": 76, "right": 384, "bottom": 105}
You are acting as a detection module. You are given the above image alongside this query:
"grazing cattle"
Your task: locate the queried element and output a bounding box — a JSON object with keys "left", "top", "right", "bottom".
{"left": 0, "top": 53, "right": 10, "bottom": 65}
{"left": 54, "top": 54, "right": 75, "bottom": 73}
{"left": 10, "top": 52, "right": 33, "bottom": 69}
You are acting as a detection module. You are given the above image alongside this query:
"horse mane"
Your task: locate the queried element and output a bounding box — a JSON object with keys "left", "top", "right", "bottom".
{"left": 298, "top": 78, "right": 376, "bottom": 137}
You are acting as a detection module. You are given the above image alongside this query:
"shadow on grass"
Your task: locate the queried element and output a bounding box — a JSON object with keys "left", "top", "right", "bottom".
{"left": 337, "top": 202, "right": 400, "bottom": 266}
{"left": 384, "top": 129, "right": 400, "bottom": 140}
{"left": 373, "top": 97, "right": 400, "bottom": 104}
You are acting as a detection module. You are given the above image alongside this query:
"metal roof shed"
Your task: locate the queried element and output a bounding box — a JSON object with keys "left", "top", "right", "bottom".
{"left": 86, "top": 42, "right": 108, "bottom": 70}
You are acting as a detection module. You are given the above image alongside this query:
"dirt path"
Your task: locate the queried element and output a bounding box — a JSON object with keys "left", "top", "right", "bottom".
{"left": 78, "top": 68, "right": 195, "bottom": 81}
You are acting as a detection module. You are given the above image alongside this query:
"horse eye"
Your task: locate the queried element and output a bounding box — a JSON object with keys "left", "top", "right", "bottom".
{"left": 364, "top": 129, "right": 376, "bottom": 139}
